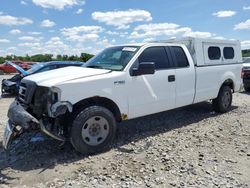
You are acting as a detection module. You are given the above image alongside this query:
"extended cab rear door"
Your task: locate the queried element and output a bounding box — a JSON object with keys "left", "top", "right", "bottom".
{"left": 127, "top": 46, "right": 176, "bottom": 118}
{"left": 169, "top": 46, "right": 196, "bottom": 107}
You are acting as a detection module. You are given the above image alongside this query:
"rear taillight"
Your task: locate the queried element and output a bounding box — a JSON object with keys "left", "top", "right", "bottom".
{"left": 241, "top": 68, "right": 245, "bottom": 78}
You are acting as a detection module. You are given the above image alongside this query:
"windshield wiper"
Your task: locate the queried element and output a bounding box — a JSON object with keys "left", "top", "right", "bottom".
{"left": 85, "top": 65, "right": 105, "bottom": 69}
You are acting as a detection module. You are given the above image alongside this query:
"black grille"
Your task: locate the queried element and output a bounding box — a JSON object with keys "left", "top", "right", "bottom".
{"left": 18, "top": 80, "right": 37, "bottom": 105}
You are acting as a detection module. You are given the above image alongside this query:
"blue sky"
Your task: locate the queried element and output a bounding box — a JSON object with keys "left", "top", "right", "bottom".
{"left": 0, "top": 0, "right": 250, "bottom": 56}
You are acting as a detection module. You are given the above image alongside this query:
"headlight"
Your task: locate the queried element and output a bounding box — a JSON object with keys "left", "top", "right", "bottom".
{"left": 50, "top": 87, "right": 61, "bottom": 102}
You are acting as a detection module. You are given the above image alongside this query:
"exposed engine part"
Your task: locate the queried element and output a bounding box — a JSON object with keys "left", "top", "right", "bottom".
{"left": 49, "top": 101, "right": 73, "bottom": 118}
{"left": 40, "top": 119, "right": 65, "bottom": 142}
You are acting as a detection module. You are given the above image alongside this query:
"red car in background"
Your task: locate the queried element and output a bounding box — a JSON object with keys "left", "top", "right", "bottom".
{"left": 0, "top": 62, "right": 17, "bottom": 74}
{"left": 0, "top": 61, "right": 35, "bottom": 74}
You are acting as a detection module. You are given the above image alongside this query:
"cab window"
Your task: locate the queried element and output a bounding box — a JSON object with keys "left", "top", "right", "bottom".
{"left": 138, "top": 47, "right": 170, "bottom": 70}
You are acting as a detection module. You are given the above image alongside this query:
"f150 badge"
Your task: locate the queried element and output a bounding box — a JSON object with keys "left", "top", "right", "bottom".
{"left": 114, "top": 80, "right": 125, "bottom": 85}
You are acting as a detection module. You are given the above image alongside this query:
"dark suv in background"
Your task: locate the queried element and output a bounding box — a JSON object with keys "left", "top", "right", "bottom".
{"left": 242, "top": 57, "right": 250, "bottom": 92}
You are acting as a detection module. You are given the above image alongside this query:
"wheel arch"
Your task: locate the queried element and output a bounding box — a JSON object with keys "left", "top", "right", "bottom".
{"left": 73, "top": 96, "right": 122, "bottom": 122}
{"left": 220, "top": 78, "right": 235, "bottom": 92}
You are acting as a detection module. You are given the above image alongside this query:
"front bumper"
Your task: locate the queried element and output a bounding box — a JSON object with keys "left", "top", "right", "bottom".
{"left": 3, "top": 100, "right": 68, "bottom": 149}
{"left": 3, "top": 101, "right": 39, "bottom": 149}
{"left": 8, "top": 101, "right": 39, "bottom": 129}
{"left": 2, "top": 121, "right": 14, "bottom": 149}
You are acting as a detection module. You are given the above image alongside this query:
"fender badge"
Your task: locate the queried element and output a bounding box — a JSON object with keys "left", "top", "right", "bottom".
{"left": 114, "top": 80, "right": 125, "bottom": 85}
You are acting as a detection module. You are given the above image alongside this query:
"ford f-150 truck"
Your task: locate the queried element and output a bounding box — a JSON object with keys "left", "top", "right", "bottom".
{"left": 3, "top": 38, "right": 243, "bottom": 154}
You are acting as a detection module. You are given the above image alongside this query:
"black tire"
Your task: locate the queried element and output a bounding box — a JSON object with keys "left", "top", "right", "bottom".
{"left": 70, "top": 106, "right": 116, "bottom": 154}
{"left": 212, "top": 86, "right": 232, "bottom": 113}
{"left": 244, "top": 86, "right": 250, "bottom": 92}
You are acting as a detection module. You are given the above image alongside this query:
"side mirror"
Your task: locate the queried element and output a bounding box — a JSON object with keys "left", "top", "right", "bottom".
{"left": 131, "top": 62, "right": 155, "bottom": 76}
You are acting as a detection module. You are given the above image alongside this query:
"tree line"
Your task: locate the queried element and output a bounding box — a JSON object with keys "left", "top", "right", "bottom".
{"left": 242, "top": 49, "right": 250, "bottom": 57}
{"left": 0, "top": 53, "right": 94, "bottom": 64}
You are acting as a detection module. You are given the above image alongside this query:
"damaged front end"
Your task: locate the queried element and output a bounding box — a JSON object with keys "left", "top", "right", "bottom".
{"left": 3, "top": 80, "right": 73, "bottom": 149}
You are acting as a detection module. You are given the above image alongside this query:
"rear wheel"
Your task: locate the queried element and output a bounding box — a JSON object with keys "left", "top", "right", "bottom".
{"left": 0, "top": 70, "right": 4, "bottom": 75}
{"left": 70, "top": 106, "right": 116, "bottom": 154}
{"left": 212, "top": 86, "right": 232, "bottom": 113}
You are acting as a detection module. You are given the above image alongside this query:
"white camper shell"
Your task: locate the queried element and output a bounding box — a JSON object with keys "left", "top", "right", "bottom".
{"left": 169, "top": 37, "right": 242, "bottom": 66}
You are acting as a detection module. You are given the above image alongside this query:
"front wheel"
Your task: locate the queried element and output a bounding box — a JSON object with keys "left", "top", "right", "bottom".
{"left": 212, "top": 86, "right": 232, "bottom": 113}
{"left": 70, "top": 106, "right": 116, "bottom": 154}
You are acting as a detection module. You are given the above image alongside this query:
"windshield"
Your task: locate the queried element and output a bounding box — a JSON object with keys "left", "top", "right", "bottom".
{"left": 26, "top": 63, "right": 44, "bottom": 74}
{"left": 84, "top": 46, "right": 140, "bottom": 71}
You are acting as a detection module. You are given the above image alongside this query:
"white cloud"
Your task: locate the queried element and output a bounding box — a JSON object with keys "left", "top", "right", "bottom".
{"left": 7, "top": 47, "right": 17, "bottom": 51}
{"left": 19, "top": 36, "right": 43, "bottom": 41}
{"left": 243, "top": 6, "right": 250, "bottom": 10}
{"left": 129, "top": 23, "right": 186, "bottom": 39}
{"left": 21, "top": 1, "right": 27, "bottom": 5}
{"left": 0, "top": 39, "right": 10, "bottom": 43}
{"left": 28, "top": 31, "right": 42, "bottom": 35}
{"left": 234, "top": 19, "right": 250, "bottom": 30}
{"left": 92, "top": 9, "right": 152, "bottom": 29}
{"left": 241, "top": 40, "right": 250, "bottom": 49}
{"left": 212, "top": 10, "right": 236, "bottom": 18}
{"left": 129, "top": 22, "right": 214, "bottom": 39}
{"left": 75, "top": 8, "right": 83, "bottom": 14}
{"left": 212, "top": 36, "right": 226, "bottom": 40}
{"left": 10, "top": 29, "right": 22, "bottom": 34}
{"left": 19, "top": 36, "right": 36, "bottom": 41}
{"left": 32, "top": 0, "right": 85, "bottom": 10}
{"left": 142, "top": 38, "right": 156, "bottom": 42}
{"left": 40, "top": 19, "right": 56, "bottom": 27}
{"left": 61, "top": 25, "right": 103, "bottom": 41}
{"left": 0, "top": 14, "right": 33, "bottom": 25}
{"left": 106, "top": 31, "right": 119, "bottom": 35}
{"left": 106, "top": 31, "right": 128, "bottom": 38}
{"left": 18, "top": 42, "right": 41, "bottom": 47}
{"left": 183, "top": 31, "right": 213, "bottom": 38}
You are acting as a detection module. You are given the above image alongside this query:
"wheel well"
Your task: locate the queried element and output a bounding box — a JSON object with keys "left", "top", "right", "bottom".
{"left": 73, "top": 97, "right": 122, "bottom": 122}
{"left": 221, "top": 79, "right": 234, "bottom": 92}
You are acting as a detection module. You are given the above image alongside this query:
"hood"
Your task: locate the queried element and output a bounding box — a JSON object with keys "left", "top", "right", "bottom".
{"left": 23, "top": 66, "right": 112, "bottom": 87}
{"left": 6, "top": 61, "right": 28, "bottom": 76}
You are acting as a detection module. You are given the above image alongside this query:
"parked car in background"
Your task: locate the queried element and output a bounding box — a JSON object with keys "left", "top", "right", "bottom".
{"left": 0, "top": 61, "right": 35, "bottom": 74}
{"left": 0, "top": 61, "right": 18, "bottom": 74}
{"left": 1, "top": 61, "right": 84, "bottom": 95}
{"left": 242, "top": 57, "right": 250, "bottom": 91}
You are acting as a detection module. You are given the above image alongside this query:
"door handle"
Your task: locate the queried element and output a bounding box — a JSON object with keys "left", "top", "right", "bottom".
{"left": 168, "top": 75, "right": 175, "bottom": 82}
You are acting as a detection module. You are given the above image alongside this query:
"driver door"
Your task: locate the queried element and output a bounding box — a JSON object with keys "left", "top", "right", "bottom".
{"left": 127, "top": 46, "right": 176, "bottom": 119}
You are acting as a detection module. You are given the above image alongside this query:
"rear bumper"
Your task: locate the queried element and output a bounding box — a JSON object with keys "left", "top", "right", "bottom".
{"left": 243, "top": 78, "right": 250, "bottom": 87}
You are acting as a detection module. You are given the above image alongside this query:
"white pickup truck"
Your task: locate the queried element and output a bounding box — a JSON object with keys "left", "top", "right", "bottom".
{"left": 3, "top": 37, "right": 243, "bottom": 154}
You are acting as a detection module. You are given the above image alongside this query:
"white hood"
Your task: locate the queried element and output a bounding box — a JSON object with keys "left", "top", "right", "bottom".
{"left": 23, "top": 66, "right": 111, "bottom": 87}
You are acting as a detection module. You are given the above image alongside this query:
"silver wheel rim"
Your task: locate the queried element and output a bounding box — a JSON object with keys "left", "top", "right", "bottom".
{"left": 222, "top": 91, "right": 231, "bottom": 108}
{"left": 81, "top": 116, "right": 109, "bottom": 146}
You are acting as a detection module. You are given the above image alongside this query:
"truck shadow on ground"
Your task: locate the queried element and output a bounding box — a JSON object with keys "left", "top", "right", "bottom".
{"left": 0, "top": 102, "right": 238, "bottom": 184}
{"left": 240, "top": 91, "right": 250, "bottom": 95}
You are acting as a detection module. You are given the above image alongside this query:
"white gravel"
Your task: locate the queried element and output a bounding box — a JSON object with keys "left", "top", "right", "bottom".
{"left": 0, "top": 74, "right": 249, "bottom": 188}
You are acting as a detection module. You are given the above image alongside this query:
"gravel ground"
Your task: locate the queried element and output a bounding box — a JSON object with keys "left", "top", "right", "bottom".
{"left": 0, "top": 74, "right": 250, "bottom": 188}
